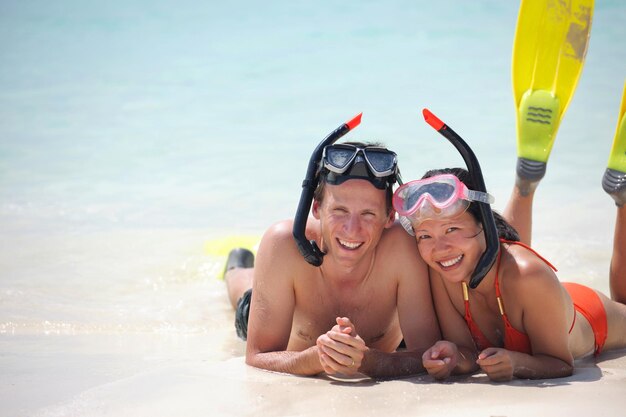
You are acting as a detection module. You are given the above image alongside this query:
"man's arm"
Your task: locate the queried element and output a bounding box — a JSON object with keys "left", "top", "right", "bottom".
{"left": 319, "top": 318, "right": 430, "bottom": 379}
{"left": 244, "top": 220, "right": 324, "bottom": 376}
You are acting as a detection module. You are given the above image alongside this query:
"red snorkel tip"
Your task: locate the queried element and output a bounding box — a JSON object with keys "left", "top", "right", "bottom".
{"left": 422, "top": 108, "right": 445, "bottom": 131}
{"left": 346, "top": 112, "right": 363, "bottom": 130}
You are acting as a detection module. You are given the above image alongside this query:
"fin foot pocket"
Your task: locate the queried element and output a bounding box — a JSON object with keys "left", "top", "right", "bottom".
{"left": 515, "top": 158, "right": 546, "bottom": 196}
{"left": 221, "top": 248, "right": 255, "bottom": 279}
{"left": 516, "top": 157, "right": 547, "bottom": 181}
{"left": 602, "top": 168, "right": 626, "bottom": 207}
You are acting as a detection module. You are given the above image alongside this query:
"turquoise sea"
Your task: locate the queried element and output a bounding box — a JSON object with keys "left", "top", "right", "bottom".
{"left": 1, "top": 1, "right": 625, "bottom": 414}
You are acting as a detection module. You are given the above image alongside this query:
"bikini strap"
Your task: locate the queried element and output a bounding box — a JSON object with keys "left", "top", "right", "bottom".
{"left": 499, "top": 239, "right": 558, "bottom": 272}
{"left": 494, "top": 239, "right": 558, "bottom": 317}
{"left": 493, "top": 247, "right": 506, "bottom": 316}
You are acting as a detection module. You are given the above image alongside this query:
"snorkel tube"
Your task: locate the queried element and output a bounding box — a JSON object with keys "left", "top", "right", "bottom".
{"left": 292, "top": 113, "right": 363, "bottom": 267}
{"left": 422, "top": 109, "right": 499, "bottom": 288}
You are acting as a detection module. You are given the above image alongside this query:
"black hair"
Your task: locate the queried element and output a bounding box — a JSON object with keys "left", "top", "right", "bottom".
{"left": 421, "top": 167, "right": 520, "bottom": 241}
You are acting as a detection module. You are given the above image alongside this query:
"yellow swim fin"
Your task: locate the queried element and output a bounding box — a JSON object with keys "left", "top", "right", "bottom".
{"left": 204, "top": 235, "right": 260, "bottom": 257}
{"left": 602, "top": 81, "right": 626, "bottom": 206}
{"left": 512, "top": 0, "right": 594, "bottom": 183}
{"left": 204, "top": 235, "right": 260, "bottom": 279}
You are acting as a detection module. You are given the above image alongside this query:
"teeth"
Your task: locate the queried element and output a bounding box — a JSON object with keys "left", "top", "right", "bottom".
{"left": 440, "top": 255, "right": 462, "bottom": 267}
{"left": 339, "top": 239, "right": 362, "bottom": 249}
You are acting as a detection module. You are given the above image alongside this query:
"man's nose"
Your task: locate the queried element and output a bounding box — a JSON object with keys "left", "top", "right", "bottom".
{"left": 344, "top": 214, "right": 361, "bottom": 233}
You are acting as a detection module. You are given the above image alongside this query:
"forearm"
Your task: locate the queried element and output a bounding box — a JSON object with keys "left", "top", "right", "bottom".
{"left": 512, "top": 353, "right": 573, "bottom": 379}
{"left": 359, "top": 349, "right": 426, "bottom": 379}
{"left": 246, "top": 345, "right": 324, "bottom": 376}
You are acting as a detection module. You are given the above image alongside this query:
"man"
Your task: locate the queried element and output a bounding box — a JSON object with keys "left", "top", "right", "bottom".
{"left": 224, "top": 137, "right": 439, "bottom": 378}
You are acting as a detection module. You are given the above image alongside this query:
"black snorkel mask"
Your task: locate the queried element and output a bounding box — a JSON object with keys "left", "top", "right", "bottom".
{"left": 292, "top": 113, "right": 400, "bottom": 267}
{"left": 422, "top": 109, "right": 499, "bottom": 289}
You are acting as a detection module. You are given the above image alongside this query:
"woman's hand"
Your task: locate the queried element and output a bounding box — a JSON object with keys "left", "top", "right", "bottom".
{"left": 476, "top": 348, "right": 515, "bottom": 381}
{"left": 422, "top": 340, "right": 459, "bottom": 380}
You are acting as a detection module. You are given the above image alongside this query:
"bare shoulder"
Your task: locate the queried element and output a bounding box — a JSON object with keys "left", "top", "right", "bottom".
{"left": 261, "top": 219, "right": 295, "bottom": 245}
{"left": 377, "top": 222, "right": 426, "bottom": 275}
{"left": 379, "top": 222, "right": 419, "bottom": 253}
{"left": 501, "top": 243, "right": 562, "bottom": 297}
{"left": 255, "top": 219, "right": 302, "bottom": 273}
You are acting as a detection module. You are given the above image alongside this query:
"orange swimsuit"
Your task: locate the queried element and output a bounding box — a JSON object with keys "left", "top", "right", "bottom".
{"left": 462, "top": 240, "right": 608, "bottom": 356}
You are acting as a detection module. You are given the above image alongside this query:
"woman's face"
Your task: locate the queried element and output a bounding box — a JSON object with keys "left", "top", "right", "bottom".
{"left": 412, "top": 210, "right": 486, "bottom": 283}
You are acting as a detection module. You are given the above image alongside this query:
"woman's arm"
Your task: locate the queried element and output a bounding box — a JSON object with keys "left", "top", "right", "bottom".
{"left": 478, "top": 253, "right": 574, "bottom": 381}
{"left": 424, "top": 270, "right": 480, "bottom": 379}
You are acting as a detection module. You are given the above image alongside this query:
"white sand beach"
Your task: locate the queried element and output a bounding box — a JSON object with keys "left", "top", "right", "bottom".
{"left": 4, "top": 329, "right": 625, "bottom": 417}
{"left": 2, "top": 229, "right": 624, "bottom": 417}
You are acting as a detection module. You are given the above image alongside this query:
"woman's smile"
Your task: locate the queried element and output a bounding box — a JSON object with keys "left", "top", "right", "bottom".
{"left": 438, "top": 254, "right": 463, "bottom": 269}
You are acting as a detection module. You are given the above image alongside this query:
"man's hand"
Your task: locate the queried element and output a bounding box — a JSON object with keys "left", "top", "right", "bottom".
{"left": 316, "top": 317, "right": 367, "bottom": 375}
{"left": 422, "top": 340, "right": 459, "bottom": 380}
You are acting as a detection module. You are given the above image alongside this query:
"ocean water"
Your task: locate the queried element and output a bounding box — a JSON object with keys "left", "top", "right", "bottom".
{"left": 0, "top": 1, "right": 625, "bottom": 414}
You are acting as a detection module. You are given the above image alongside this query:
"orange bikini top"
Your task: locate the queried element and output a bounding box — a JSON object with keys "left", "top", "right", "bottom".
{"left": 462, "top": 239, "right": 570, "bottom": 354}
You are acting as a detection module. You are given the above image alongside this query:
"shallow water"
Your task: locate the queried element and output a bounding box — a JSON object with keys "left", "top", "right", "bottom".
{"left": 1, "top": 1, "right": 625, "bottom": 414}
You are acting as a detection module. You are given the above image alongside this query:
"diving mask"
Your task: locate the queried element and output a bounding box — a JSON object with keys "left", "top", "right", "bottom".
{"left": 322, "top": 144, "right": 399, "bottom": 189}
{"left": 393, "top": 174, "right": 494, "bottom": 224}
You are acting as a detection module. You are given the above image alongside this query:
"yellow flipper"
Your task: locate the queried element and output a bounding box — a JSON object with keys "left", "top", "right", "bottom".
{"left": 607, "top": 81, "right": 626, "bottom": 173}
{"left": 205, "top": 235, "right": 260, "bottom": 280}
{"left": 204, "top": 235, "right": 260, "bottom": 257}
{"left": 512, "top": 0, "right": 594, "bottom": 179}
{"left": 602, "top": 81, "right": 626, "bottom": 206}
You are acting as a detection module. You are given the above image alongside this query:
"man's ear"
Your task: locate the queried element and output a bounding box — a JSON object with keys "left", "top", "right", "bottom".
{"left": 384, "top": 210, "right": 396, "bottom": 228}
{"left": 312, "top": 200, "right": 321, "bottom": 219}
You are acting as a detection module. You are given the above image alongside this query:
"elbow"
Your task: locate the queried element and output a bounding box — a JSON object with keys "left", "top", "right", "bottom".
{"left": 551, "top": 356, "right": 574, "bottom": 379}
{"left": 245, "top": 354, "right": 254, "bottom": 367}
{"left": 245, "top": 346, "right": 260, "bottom": 368}
{"left": 559, "top": 363, "right": 574, "bottom": 378}
{"left": 525, "top": 360, "right": 573, "bottom": 380}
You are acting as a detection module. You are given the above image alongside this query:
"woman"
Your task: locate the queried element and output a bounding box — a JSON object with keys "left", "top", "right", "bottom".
{"left": 392, "top": 165, "right": 626, "bottom": 381}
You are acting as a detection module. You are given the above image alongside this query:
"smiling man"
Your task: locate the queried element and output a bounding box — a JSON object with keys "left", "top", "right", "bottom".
{"left": 223, "top": 139, "right": 439, "bottom": 378}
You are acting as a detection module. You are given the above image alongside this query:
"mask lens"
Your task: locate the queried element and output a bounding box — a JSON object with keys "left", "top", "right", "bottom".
{"left": 419, "top": 182, "right": 455, "bottom": 204}
{"left": 393, "top": 175, "right": 467, "bottom": 217}
{"left": 402, "top": 181, "right": 455, "bottom": 211}
{"left": 363, "top": 148, "right": 396, "bottom": 174}
{"left": 324, "top": 146, "right": 356, "bottom": 171}
{"left": 410, "top": 198, "right": 470, "bottom": 224}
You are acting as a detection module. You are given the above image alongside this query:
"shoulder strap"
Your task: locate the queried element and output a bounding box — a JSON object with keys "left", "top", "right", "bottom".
{"left": 499, "top": 239, "right": 558, "bottom": 272}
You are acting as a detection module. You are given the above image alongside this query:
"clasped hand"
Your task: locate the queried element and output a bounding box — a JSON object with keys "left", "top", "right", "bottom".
{"left": 316, "top": 317, "right": 367, "bottom": 375}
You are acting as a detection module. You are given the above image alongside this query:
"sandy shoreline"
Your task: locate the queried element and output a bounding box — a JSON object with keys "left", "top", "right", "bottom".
{"left": 3, "top": 330, "right": 625, "bottom": 417}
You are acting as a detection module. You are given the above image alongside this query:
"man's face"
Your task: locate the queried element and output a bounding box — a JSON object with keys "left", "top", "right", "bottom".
{"left": 312, "top": 179, "right": 394, "bottom": 266}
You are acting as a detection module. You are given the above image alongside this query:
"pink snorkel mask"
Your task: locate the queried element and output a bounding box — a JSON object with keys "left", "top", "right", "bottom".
{"left": 393, "top": 174, "right": 494, "bottom": 227}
